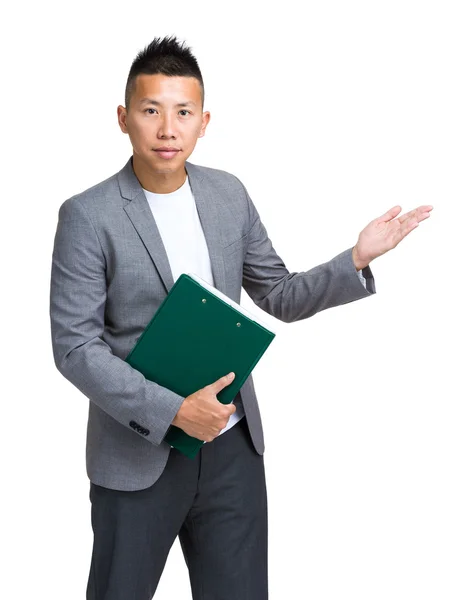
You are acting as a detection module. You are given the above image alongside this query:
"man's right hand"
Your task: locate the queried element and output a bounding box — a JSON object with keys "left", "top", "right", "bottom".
{"left": 171, "top": 372, "right": 237, "bottom": 442}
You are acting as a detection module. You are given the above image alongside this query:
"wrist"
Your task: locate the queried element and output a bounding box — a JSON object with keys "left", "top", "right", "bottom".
{"left": 171, "top": 398, "right": 188, "bottom": 427}
{"left": 352, "top": 245, "right": 370, "bottom": 271}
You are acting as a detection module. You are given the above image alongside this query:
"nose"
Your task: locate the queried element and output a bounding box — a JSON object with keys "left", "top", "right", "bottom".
{"left": 157, "top": 112, "right": 177, "bottom": 139}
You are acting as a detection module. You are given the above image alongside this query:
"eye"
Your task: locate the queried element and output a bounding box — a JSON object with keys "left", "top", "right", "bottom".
{"left": 145, "top": 108, "right": 157, "bottom": 115}
{"left": 179, "top": 109, "right": 190, "bottom": 116}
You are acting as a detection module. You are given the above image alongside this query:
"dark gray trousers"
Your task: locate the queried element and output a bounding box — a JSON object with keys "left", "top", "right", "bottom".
{"left": 86, "top": 416, "right": 268, "bottom": 600}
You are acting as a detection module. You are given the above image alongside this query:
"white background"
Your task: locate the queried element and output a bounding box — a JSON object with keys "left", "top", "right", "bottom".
{"left": 1, "top": 1, "right": 471, "bottom": 598}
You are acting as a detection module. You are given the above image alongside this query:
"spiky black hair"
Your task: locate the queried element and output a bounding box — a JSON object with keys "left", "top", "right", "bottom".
{"left": 125, "top": 35, "right": 204, "bottom": 109}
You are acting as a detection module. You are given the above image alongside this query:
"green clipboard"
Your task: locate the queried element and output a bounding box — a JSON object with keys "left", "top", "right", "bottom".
{"left": 125, "top": 273, "right": 276, "bottom": 458}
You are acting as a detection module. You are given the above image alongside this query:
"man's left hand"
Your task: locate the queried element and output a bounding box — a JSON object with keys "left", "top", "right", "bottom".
{"left": 352, "top": 204, "right": 433, "bottom": 271}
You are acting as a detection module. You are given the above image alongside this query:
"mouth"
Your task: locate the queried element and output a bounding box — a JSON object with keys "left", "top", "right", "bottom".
{"left": 152, "top": 148, "right": 181, "bottom": 160}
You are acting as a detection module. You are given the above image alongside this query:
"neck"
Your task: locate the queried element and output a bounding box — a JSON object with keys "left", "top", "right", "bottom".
{"left": 131, "top": 154, "right": 187, "bottom": 193}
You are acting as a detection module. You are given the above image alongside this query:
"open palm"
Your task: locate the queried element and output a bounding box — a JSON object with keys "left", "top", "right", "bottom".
{"left": 353, "top": 205, "right": 433, "bottom": 270}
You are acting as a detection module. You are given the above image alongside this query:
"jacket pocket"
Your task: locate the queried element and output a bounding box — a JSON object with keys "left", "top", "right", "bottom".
{"left": 222, "top": 232, "right": 248, "bottom": 255}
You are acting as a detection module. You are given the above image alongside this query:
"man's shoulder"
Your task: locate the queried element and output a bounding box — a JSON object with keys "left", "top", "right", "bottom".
{"left": 185, "top": 161, "right": 246, "bottom": 191}
{"left": 58, "top": 164, "right": 125, "bottom": 217}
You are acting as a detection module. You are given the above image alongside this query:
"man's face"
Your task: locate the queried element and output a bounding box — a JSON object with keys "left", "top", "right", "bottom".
{"left": 117, "top": 73, "right": 209, "bottom": 176}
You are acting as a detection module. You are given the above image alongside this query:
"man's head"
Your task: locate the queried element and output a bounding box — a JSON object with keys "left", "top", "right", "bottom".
{"left": 117, "top": 36, "right": 210, "bottom": 190}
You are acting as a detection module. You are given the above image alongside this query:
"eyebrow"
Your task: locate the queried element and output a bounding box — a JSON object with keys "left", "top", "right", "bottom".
{"left": 139, "top": 98, "right": 197, "bottom": 108}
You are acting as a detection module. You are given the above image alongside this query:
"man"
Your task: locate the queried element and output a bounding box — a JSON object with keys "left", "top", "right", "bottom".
{"left": 49, "top": 36, "right": 432, "bottom": 599}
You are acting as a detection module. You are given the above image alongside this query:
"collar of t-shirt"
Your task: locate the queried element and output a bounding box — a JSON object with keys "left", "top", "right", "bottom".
{"left": 141, "top": 176, "right": 215, "bottom": 287}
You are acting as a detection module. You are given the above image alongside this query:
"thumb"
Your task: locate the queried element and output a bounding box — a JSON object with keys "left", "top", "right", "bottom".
{"left": 377, "top": 205, "right": 402, "bottom": 223}
{"left": 209, "top": 372, "right": 235, "bottom": 394}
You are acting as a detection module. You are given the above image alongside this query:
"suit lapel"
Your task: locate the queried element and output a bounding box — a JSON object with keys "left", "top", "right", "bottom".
{"left": 118, "top": 157, "right": 226, "bottom": 295}
{"left": 185, "top": 161, "right": 227, "bottom": 295}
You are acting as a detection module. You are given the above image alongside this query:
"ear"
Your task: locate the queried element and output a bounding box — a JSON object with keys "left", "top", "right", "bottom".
{"left": 198, "top": 111, "right": 211, "bottom": 138}
{"left": 117, "top": 105, "right": 128, "bottom": 134}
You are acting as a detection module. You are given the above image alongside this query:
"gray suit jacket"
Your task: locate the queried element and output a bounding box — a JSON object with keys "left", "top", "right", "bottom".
{"left": 49, "top": 157, "right": 375, "bottom": 491}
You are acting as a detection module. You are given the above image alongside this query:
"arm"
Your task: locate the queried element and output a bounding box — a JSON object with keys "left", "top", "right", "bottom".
{"left": 49, "top": 198, "right": 185, "bottom": 445}
{"left": 239, "top": 184, "right": 375, "bottom": 323}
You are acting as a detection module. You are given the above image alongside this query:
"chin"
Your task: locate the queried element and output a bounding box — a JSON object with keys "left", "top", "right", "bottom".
{"left": 153, "top": 162, "right": 181, "bottom": 172}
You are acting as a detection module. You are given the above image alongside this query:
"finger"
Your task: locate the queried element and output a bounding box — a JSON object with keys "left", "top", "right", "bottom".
{"left": 377, "top": 205, "right": 402, "bottom": 223}
{"left": 416, "top": 210, "right": 432, "bottom": 223}
{"left": 208, "top": 372, "right": 235, "bottom": 394}
{"left": 397, "top": 208, "right": 418, "bottom": 225}
{"left": 398, "top": 205, "right": 433, "bottom": 225}
{"left": 394, "top": 216, "right": 421, "bottom": 244}
{"left": 400, "top": 211, "right": 433, "bottom": 233}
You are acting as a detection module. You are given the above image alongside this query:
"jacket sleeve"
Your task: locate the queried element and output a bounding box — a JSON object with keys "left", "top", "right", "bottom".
{"left": 239, "top": 183, "right": 376, "bottom": 323}
{"left": 49, "top": 198, "right": 185, "bottom": 446}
